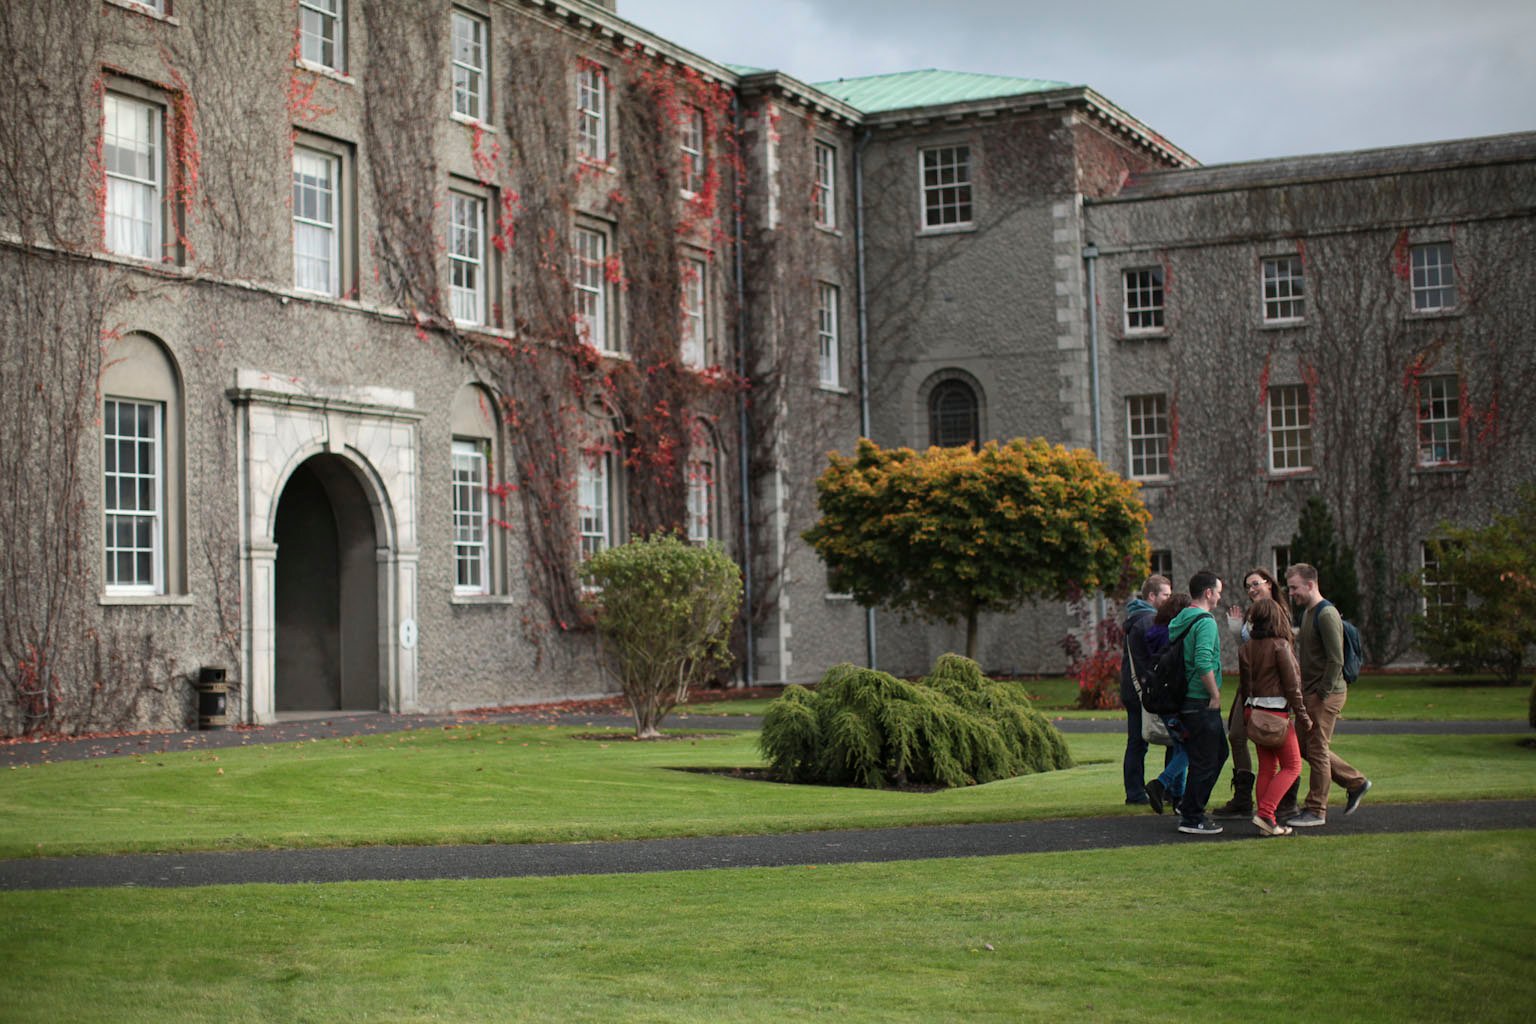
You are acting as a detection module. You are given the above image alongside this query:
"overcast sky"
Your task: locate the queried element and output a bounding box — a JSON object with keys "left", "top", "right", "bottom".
{"left": 618, "top": 0, "right": 1536, "bottom": 165}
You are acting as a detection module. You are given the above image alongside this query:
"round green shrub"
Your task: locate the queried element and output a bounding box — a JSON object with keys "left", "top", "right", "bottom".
{"left": 582, "top": 533, "right": 742, "bottom": 738}
{"left": 759, "top": 653, "right": 1073, "bottom": 788}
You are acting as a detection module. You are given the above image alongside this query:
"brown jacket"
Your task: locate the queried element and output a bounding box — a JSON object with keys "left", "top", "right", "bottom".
{"left": 1238, "top": 635, "right": 1309, "bottom": 721}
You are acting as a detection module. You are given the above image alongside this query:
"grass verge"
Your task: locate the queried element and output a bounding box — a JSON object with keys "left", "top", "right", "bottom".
{"left": 676, "top": 674, "right": 1531, "bottom": 721}
{"left": 1, "top": 830, "right": 1531, "bottom": 1023}
{"left": 3, "top": 727, "right": 1532, "bottom": 858}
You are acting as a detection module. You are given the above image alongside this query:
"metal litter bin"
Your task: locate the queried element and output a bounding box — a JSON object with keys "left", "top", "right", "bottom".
{"left": 193, "top": 667, "right": 231, "bottom": 730}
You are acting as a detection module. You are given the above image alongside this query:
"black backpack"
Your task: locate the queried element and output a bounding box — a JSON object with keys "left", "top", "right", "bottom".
{"left": 1141, "top": 612, "right": 1212, "bottom": 716}
{"left": 1313, "top": 600, "right": 1364, "bottom": 683}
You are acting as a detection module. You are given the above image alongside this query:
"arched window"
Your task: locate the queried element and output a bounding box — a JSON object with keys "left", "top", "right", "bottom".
{"left": 100, "top": 332, "right": 183, "bottom": 596}
{"left": 928, "top": 379, "right": 980, "bottom": 448}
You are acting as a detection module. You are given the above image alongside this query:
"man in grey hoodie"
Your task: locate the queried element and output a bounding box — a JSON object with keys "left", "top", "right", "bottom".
{"left": 1119, "top": 574, "right": 1172, "bottom": 804}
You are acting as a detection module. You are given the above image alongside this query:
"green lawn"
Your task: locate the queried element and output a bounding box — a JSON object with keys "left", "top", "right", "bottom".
{"left": 2, "top": 830, "right": 1531, "bottom": 1023}
{"left": 677, "top": 674, "right": 1532, "bottom": 722}
{"left": 3, "top": 726, "right": 1532, "bottom": 859}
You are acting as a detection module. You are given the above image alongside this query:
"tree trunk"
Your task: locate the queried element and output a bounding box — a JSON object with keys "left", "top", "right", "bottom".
{"left": 632, "top": 696, "right": 657, "bottom": 739}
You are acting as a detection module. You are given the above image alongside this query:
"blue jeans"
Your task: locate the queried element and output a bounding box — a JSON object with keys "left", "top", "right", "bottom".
{"left": 1157, "top": 735, "right": 1188, "bottom": 797}
{"left": 1176, "top": 707, "right": 1229, "bottom": 824}
{"left": 1121, "top": 680, "right": 1148, "bottom": 800}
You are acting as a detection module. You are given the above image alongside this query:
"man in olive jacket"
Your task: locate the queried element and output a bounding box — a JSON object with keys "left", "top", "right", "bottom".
{"left": 1285, "top": 563, "right": 1371, "bottom": 826}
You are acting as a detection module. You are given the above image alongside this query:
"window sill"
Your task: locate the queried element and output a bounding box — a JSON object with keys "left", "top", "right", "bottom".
{"left": 291, "top": 284, "right": 344, "bottom": 301}
{"left": 817, "top": 383, "right": 850, "bottom": 396}
{"left": 451, "top": 593, "right": 514, "bottom": 606}
{"left": 577, "top": 157, "right": 617, "bottom": 174}
{"left": 100, "top": 593, "right": 196, "bottom": 607}
{"left": 1259, "top": 318, "right": 1305, "bottom": 330}
{"left": 1132, "top": 476, "right": 1172, "bottom": 488}
{"left": 452, "top": 113, "right": 495, "bottom": 132}
{"left": 294, "top": 60, "right": 354, "bottom": 85}
{"left": 916, "top": 223, "right": 976, "bottom": 238}
{"left": 824, "top": 593, "right": 855, "bottom": 603}
{"left": 101, "top": 248, "right": 181, "bottom": 271}
{"left": 1266, "top": 469, "right": 1316, "bottom": 481}
{"left": 1412, "top": 462, "right": 1468, "bottom": 476}
{"left": 1119, "top": 330, "right": 1168, "bottom": 342}
{"left": 815, "top": 223, "right": 842, "bottom": 237}
{"left": 106, "top": 0, "right": 180, "bottom": 25}
{"left": 1405, "top": 307, "right": 1462, "bottom": 322}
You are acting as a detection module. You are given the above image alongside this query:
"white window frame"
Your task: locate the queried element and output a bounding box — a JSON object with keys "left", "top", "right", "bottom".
{"left": 572, "top": 226, "right": 613, "bottom": 353}
{"left": 687, "top": 450, "right": 714, "bottom": 544}
{"left": 1126, "top": 394, "right": 1170, "bottom": 480}
{"left": 293, "top": 146, "right": 341, "bottom": 296}
{"left": 1123, "top": 268, "right": 1165, "bottom": 333}
{"left": 919, "top": 145, "right": 973, "bottom": 230}
{"left": 681, "top": 257, "right": 707, "bottom": 369}
{"left": 451, "top": 10, "right": 489, "bottom": 123}
{"left": 681, "top": 106, "right": 706, "bottom": 196}
{"left": 1411, "top": 242, "right": 1457, "bottom": 312}
{"left": 814, "top": 141, "right": 837, "bottom": 229}
{"left": 452, "top": 439, "right": 490, "bottom": 595}
{"left": 576, "top": 65, "right": 607, "bottom": 163}
{"left": 1416, "top": 374, "right": 1462, "bottom": 466}
{"left": 817, "top": 282, "right": 840, "bottom": 389}
{"left": 299, "top": 0, "right": 345, "bottom": 73}
{"left": 578, "top": 450, "right": 612, "bottom": 560}
{"left": 1261, "top": 255, "right": 1305, "bottom": 323}
{"left": 449, "top": 190, "right": 486, "bottom": 326}
{"left": 1267, "top": 384, "right": 1313, "bottom": 474}
{"left": 1150, "top": 549, "right": 1173, "bottom": 579}
{"left": 1420, "top": 541, "right": 1464, "bottom": 621}
{"left": 103, "top": 93, "right": 163, "bottom": 261}
{"left": 103, "top": 397, "right": 164, "bottom": 595}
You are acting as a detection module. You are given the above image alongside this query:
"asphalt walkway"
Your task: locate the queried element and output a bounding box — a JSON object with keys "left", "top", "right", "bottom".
{"left": 4, "top": 798, "right": 1532, "bottom": 892}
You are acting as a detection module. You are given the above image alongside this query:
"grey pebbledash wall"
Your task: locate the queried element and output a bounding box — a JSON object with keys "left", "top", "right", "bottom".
{"left": 2, "top": 1, "right": 1532, "bottom": 735}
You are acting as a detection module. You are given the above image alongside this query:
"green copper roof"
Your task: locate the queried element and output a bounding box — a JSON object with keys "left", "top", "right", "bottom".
{"left": 811, "top": 69, "right": 1072, "bottom": 113}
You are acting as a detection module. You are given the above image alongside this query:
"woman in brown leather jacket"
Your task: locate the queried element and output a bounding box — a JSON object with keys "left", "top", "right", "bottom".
{"left": 1238, "top": 597, "right": 1314, "bottom": 836}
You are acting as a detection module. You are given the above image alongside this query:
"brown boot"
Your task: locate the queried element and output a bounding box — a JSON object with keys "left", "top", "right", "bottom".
{"left": 1212, "top": 770, "right": 1255, "bottom": 819}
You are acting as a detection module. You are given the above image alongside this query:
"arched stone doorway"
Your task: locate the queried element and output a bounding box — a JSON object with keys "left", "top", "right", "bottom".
{"left": 231, "top": 371, "right": 422, "bottom": 724}
{"left": 273, "top": 455, "right": 380, "bottom": 712}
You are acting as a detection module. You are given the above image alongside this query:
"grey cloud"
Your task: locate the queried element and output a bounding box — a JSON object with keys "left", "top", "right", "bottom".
{"left": 620, "top": 0, "right": 1536, "bottom": 163}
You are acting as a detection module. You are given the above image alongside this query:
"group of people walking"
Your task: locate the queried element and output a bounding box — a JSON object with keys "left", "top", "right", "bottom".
{"left": 1119, "top": 565, "right": 1372, "bottom": 837}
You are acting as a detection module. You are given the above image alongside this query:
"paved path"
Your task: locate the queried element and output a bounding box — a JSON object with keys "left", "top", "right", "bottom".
{"left": 2, "top": 710, "right": 1524, "bottom": 766}
{"left": 3, "top": 799, "right": 1532, "bottom": 892}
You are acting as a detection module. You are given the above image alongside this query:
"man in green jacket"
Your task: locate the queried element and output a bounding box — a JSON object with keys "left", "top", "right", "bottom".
{"left": 1172, "top": 570, "right": 1227, "bottom": 835}
{"left": 1285, "top": 563, "right": 1371, "bottom": 827}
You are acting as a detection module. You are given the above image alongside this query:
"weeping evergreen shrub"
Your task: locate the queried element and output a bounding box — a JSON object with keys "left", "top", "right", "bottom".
{"left": 759, "top": 654, "right": 1073, "bottom": 788}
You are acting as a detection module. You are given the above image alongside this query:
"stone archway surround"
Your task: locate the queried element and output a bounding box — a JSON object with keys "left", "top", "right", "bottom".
{"left": 229, "top": 370, "right": 423, "bottom": 724}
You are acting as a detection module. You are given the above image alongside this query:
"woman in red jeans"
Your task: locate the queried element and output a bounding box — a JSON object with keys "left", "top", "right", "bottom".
{"left": 1238, "top": 597, "right": 1314, "bottom": 836}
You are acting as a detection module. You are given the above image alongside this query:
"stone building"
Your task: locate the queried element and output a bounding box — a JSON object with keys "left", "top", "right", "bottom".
{"left": 1, "top": 0, "right": 1531, "bottom": 735}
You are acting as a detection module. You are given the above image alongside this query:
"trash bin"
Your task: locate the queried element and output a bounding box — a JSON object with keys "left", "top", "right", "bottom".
{"left": 193, "top": 667, "right": 231, "bottom": 730}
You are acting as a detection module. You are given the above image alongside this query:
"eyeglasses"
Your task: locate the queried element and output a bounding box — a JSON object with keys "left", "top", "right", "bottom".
{"left": 1245, "top": 579, "right": 1266, "bottom": 591}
